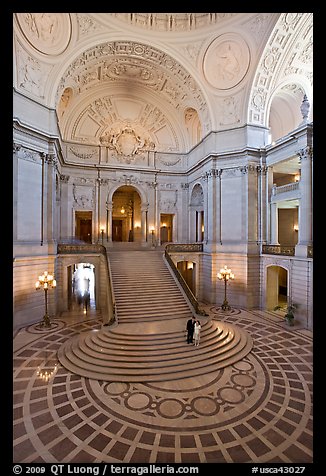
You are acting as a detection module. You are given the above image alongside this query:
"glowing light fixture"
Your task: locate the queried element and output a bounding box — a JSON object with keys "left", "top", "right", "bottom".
{"left": 217, "top": 265, "right": 235, "bottom": 311}
{"left": 35, "top": 271, "right": 56, "bottom": 327}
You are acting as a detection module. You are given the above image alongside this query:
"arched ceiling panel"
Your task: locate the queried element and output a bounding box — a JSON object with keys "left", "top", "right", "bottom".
{"left": 56, "top": 40, "right": 212, "bottom": 151}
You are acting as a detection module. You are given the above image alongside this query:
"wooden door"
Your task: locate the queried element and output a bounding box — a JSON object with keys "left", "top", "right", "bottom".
{"left": 80, "top": 219, "right": 92, "bottom": 243}
{"left": 112, "top": 220, "right": 123, "bottom": 241}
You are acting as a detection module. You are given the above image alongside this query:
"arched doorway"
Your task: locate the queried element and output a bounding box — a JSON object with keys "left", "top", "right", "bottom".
{"left": 266, "top": 265, "right": 288, "bottom": 311}
{"left": 112, "top": 186, "right": 142, "bottom": 242}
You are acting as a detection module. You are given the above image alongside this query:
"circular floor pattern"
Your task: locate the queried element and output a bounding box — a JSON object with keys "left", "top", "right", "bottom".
{"left": 13, "top": 311, "right": 313, "bottom": 464}
{"left": 56, "top": 319, "right": 253, "bottom": 382}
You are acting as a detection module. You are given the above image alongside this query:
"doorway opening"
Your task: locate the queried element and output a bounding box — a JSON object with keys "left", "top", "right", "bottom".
{"left": 112, "top": 186, "right": 142, "bottom": 242}
{"left": 160, "top": 214, "right": 173, "bottom": 244}
{"left": 68, "top": 263, "right": 96, "bottom": 314}
{"left": 75, "top": 211, "right": 92, "bottom": 243}
{"left": 266, "top": 265, "right": 288, "bottom": 313}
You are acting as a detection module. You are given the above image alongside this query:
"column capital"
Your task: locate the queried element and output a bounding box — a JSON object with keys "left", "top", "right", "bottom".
{"left": 297, "top": 146, "right": 313, "bottom": 162}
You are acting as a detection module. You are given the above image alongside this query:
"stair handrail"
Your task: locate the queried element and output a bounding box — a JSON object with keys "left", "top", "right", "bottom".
{"left": 164, "top": 249, "right": 208, "bottom": 317}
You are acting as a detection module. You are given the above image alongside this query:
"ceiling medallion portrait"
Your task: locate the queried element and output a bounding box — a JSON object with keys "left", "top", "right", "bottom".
{"left": 203, "top": 33, "right": 250, "bottom": 90}
{"left": 15, "top": 13, "right": 72, "bottom": 56}
{"left": 100, "top": 124, "right": 155, "bottom": 164}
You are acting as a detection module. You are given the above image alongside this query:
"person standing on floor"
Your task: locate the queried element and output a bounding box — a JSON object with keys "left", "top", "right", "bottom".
{"left": 193, "top": 319, "right": 201, "bottom": 346}
{"left": 186, "top": 316, "right": 196, "bottom": 344}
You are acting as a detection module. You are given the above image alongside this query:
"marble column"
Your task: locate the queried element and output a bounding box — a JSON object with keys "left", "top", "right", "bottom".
{"left": 197, "top": 210, "right": 203, "bottom": 242}
{"left": 44, "top": 153, "right": 57, "bottom": 247}
{"left": 107, "top": 202, "right": 113, "bottom": 243}
{"left": 141, "top": 205, "right": 148, "bottom": 244}
{"left": 59, "top": 174, "right": 70, "bottom": 240}
{"left": 270, "top": 201, "right": 279, "bottom": 245}
{"left": 205, "top": 169, "right": 219, "bottom": 251}
{"left": 296, "top": 146, "right": 313, "bottom": 257}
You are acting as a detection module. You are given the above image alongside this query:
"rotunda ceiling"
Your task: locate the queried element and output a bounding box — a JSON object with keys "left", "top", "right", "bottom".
{"left": 57, "top": 40, "right": 211, "bottom": 152}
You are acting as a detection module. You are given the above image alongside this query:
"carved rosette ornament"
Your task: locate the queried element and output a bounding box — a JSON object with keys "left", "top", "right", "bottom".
{"left": 100, "top": 124, "right": 155, "bottom": 164}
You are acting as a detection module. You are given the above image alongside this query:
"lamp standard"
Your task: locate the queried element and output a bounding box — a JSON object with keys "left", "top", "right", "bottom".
{"left": 100, "top": 227, "right": 104, "bottom": 245}
{"left": 217, "top": 265, "right": 234, "bottom": 311}
{"left": 35, "top": 271, "right": 56, "bottom": 327}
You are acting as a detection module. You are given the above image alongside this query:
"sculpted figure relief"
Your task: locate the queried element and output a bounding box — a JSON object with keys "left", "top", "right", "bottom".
{"left": 23, "top": 13, "right": 58, "bottom": 43}
{"left": 204, "top": 34, "right": 250, "bottom": 90}
{"left": 215, "top": 42, "right": 240, "bottom": 81}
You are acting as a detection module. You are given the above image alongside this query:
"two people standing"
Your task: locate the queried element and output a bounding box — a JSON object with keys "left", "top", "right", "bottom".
{"left": 186, "top": 316, "right": 201, "bottom": 346}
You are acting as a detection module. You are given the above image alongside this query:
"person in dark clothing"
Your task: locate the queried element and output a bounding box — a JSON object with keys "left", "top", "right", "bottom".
{"left": 186, "top": 316, "right": 196, "bottom": 344}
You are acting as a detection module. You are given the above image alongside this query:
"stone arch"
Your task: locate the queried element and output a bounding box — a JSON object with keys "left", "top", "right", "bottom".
{"left": 189, "top": 183, "right": 204, "bottom": 242}
{"left": 247, "top": 13, "right": 312, "bottom": 130}
{"left": 109, "top": 184, "right": 146, "bottom": 243}
{"left": 266, "top": 82, "right": 311, "bottom": 143}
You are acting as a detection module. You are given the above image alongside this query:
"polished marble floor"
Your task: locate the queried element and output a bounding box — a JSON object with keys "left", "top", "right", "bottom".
{"left": 13, "top": 303, "right": 313, "bottom": 464}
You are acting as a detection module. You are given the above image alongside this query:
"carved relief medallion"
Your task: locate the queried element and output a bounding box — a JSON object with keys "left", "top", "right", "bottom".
{"left": 15, "top": 13, "right": 72, "bottom": 55}
{"left": 203, "top": 33, "right": 250, "bottom": 90}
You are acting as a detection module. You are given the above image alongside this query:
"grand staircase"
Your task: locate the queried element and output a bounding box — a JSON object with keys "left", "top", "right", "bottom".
{"left": 109, "top": 250, "right": 193, "bottom": 324}
{"left": 58, "top": 249, "right": 253, "bottom": 382}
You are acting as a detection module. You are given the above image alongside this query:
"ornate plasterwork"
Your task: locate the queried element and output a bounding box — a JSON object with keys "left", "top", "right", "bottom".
{"left": 16, "top": 43, "right": 49, "bottom": 98}
{"left": 73, "top": 184, "right": 95, "bottom": 208}
{"left": 76, "top": 14, "right": 104, "bottom": 36}
{"left": 69, "top": 147, "right": 97, "bottom": 160}
{"left": 69, "top": 95, "right": 179, "bottom": 152}
{"left": 110, "top": 13, "right": 236, "bottom": 32}
{"left": 203, "top": 33, "right": 250, "bottom": 90}
{"left": 190, "top": 184, "right": 204, "bottom": 206}
{"left": 15, "top": 13, "right": 72, "bottom": 56}
{"left": 218, "top": 95, "right": 241, "bottom": 126}
{"left": 56, "top": 41, "right": 211, "bottom": 132}
{"left": 248, "top": 13, "right": 312, "bottom": 126}
{"left": 100, "top": 124, "right": 155, "bottom": 164}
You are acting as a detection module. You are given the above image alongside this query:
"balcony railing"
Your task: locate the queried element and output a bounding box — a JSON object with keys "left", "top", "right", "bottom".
{"left": 262, "top": 245, "right": 295, "bottom": 256}
{"left": 165, "top": 243, "right": 203, "bottom": 253}
{"left": 57, "top": 243, "right": 107, "bottom": 255}
{"left": 272, "top": 182, "right": 299, "bottom": 196}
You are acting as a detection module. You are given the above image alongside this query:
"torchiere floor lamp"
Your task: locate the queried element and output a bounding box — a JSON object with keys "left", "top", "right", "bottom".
{"left": 35, "top": 271, "right": 57, "bottom": 327}
{"left": 217, "top": 265, "right": 234, "bottom": 311}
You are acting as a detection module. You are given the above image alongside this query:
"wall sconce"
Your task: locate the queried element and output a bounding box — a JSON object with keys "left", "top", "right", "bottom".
{"left": 293, "top": 224, "right": 299, "bottom": 232}
{"left": 134, "top": 221, "right": 141, "bottom": 229}
{"left": 162, "top": 223, "right": 167, "bottom": 228}
{"left": 294, "top": 174, "right": 300, "bottom": 182}
{"left": 120, "top": 206, "right": 125, "bottom": 214}
{"left": 187, "top": 262, "right": 194, "bottom": 270}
